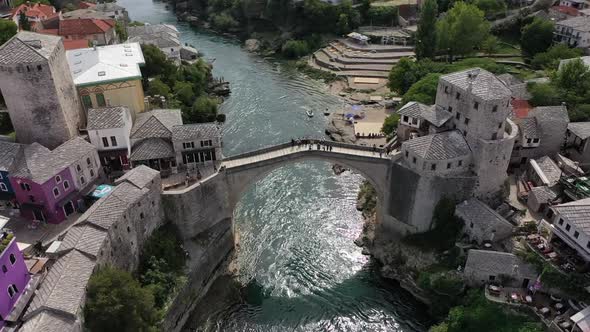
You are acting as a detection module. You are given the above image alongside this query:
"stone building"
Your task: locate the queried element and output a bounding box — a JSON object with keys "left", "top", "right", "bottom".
{"left": 554, "top": 16, "right": 590, "bottom": 49}
{"left": 86, "top": 106, "right": 133, "bottom": 171}
{"left": 455, "top": 198, "right": 514, "bottom": 245}
{"left": 18, "top": 166, "right": 163, "bottom": 332}
{"left": 66, "top": 42, "right": 145, "bottom": 115}
{"left": 396, "top": 101, "right": 452, "bottom": 140}
{"left": 463, "top": 249, "right": 539, "bottom": 288}
{"left": 172, "top": 123, "right": 222, "bottom": 172}
{"left": 0, "top": 32, "right": 84, "bottom": 149}
{"left": 527, "top": 156, "right": 563, "bottom": 188}
{"left": 547, "top": 198, "right": 590, "bottom": 262}
{"left": 565, "top": 121, "right": 590, "bottom": 169}
{"left": 0, "top": 142, "right": 24, "bottom": 205}
{"left": 527, "top": 186, "right": 558, "bottom": 213}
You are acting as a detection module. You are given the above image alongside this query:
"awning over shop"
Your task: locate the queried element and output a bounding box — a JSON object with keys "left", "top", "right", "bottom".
{"left": 20, "top": 202, "right": 44, "bottom": 213}
{"left": 347, "top": 32, "right": 369, "bottom": 42}
{"left": 90, "top": 184, "right": 113, "bottom": 198}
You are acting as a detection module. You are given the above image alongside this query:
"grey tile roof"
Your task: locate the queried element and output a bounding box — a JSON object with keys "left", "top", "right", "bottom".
{"left": 568, "top": 122, "right": 590, "bottom": 140}
{"left": 10, "top": 137, "right": 96, "bottom": 184}
{"left": 509, "top": 83, "right": 532, "bottom": 100}
{"left": 82, "top": 182, "right": 141, "bottom": 229}
{"left": 557, "top": 16, "right": 590, "bottom": 31}
{"left": 532, "top": 156, "right": 562, "bottom": 186}
{"left": 25, "top": 250, "right": 95, "bottom": 319}
{"left": 86, "top": 106, "right": 129, "bottom": 130}
{"left": 422, "top": 105, "right": 452, "bottom": 127}
{"left": 456, "top": 198, "right": 514, "bottom": 234}
{"left": 403, "top": 130, "right": 471, "bottom": 160}
{"left": 397, "top": 101, "right": 428, "bottom": 118}
{"left": 552, "top": 198, "right": 590, "bottom": 233}
{"left": 531, "top": 105, "right": 569, "bottom": 125}
{"left": 19, "top": 311, "right": 77, "bottom": 332}
{"left": 529, "top": 186, "right": 557, "bottom": 204}
{"left": 464, "top": 249, "right": 538, "bottom": 278}
{"left": 131, "top": 109, "right": 182, "bottom": 140}
{"left": 440, "top": 68, "right": 512, "bottom": 101}
{"left": 59, "top": 224, "right": 107, "bottom": 258}
{"left": 497, "top": 73, "right": 523, "bottom": 86}
{"left": 130, "top": 138, "right": 174, "bottom": 161}
{"left": 0, "top": 32, "right": 60, "bottom": 65}
{"left": 0, "top": 141, "right": 24, "bottom": 172}
{"left": 172, "top": 123, "right": 221, "bottom": 141}
{"left": 520, "top": 117, "right": 539, "bottom": 139}
{"left": 115, "top": 164, "right": 159, "bottom": 188}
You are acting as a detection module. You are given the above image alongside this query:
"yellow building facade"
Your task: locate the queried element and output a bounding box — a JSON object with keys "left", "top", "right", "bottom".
{"left": 78, "top": 79, "right": 145, "bottom": 116}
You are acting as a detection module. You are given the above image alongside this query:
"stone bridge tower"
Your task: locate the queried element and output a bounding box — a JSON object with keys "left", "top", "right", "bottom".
{"left": 0, "top": 32, "right": 83, "bottom": 149}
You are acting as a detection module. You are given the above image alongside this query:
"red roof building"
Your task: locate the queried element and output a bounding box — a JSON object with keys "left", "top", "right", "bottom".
{"left": 512, "top": 99, "right": 533, "bottom": 119}
{"left": 63, "top": 39, "right": 90, "bottom": 50}
{"left": 11, "top": 3, "right": 58, "bottom": 30}
{"left": 549, "top": 5, "right": 580, "bottom": 20}
{"left": 57, "top": 18, "right": 117, "bottom": 46}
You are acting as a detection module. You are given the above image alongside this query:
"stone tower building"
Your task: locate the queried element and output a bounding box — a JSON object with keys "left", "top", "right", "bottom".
{"left": 0, "top": 32, "right": 83, "bottom": 149}
{"left": 435, "top": 68, "right": 518, "bottom": 197}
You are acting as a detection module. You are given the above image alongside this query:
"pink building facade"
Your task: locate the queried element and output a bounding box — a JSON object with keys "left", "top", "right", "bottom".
{"left": 0, "top": 237, "right": 30, "bottom": 328}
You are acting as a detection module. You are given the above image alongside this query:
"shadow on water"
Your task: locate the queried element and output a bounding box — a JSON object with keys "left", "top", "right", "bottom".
{"left": 185, "top": 261, "right": 432, "bottom": 332}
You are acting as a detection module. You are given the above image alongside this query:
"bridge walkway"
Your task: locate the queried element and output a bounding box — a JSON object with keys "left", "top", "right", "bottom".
{"left": 222, "top": 142, "right": 391, "bottom": 170}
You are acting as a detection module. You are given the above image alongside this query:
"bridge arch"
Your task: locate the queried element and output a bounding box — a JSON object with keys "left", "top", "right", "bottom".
{"left": 222, "top": 142, "right": 394, "bottom": 214}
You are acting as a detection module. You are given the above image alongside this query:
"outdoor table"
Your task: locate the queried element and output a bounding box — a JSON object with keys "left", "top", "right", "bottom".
{"left": 540, "top": 307, "right": 550, "bottom": 315}
{"left": 555, "top": 303, "right": 564, "bottom": 310}
{"left": 560, "top": 321, "right": 572, "bottom": 329}
{"left": 548, "top": 252, "right": 558, "bottom": 259}
{"left": 525, "top": 295, "right": 533, "bottom": 303}
{"left": 537, "top": 243, "right": 545, "bottom": 250}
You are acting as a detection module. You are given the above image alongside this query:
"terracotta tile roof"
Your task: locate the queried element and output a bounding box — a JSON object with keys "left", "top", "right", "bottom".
{"left": 511, "top": 99, "right": 532, "bottom": 119}
{"left": 551, "top": 5, "right": 580, "bottom": 16}
{"left": 37, "top": 28, "right": 58, "bottom": 35}
{"left": 78, "top": 1, "right": 96, "bottom": 9}
{"left": 62, "top": 39, "right": 89, "bottom": 50}
{"left": 58, "top": 18, "right": 115, "bottom": 36}
{"left": 12, "top": 3, "right": 56, "bottom": 19}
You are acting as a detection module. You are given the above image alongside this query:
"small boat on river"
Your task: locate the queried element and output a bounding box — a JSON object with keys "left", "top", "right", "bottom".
{"left": 306, "top": 110, "right": 314, "bottom": 118}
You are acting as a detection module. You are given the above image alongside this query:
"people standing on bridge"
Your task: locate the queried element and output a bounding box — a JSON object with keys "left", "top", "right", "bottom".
{"left": 379, "top": 150, "right": 382, "bottom": 158}
{"left": 372, "top": 144, "right": 376, "bottom": 153}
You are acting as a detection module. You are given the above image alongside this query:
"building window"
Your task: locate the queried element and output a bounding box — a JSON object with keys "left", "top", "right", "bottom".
{"left": 183, "top": 142, "right": 195, "bottom": 149}
{"left": 55, "top": 175, "right": 61, "bottom": 183}
{"left": 127, "top": 226, "right": 130, "bottom": 233}
{"left": 77, "top": 165, "right": 82, "bottom": 173}
{"left": 489, "top": 275, "right": 496, "bottom": 281}
{"left": 102, "top": 137, "right": 109, "bottom": 147}
{"left": 455, "top": 113, "right": 461, "bottom": 120}
{"left": 463, "top": 130, "right": 467, "bottom": 136}
{"left": 575, "top": 231, "right": 580, "bottom": 239}
{"left": 9, "top": 254, "right": 16, "bottom": 265}
{"left": 140, "top": 212, "right": 144, "bottom": 219}
{"left": 527, "top": 139, "right": 532, "bottom": 144}
{"left": 86, "top": 158, "right": 91, "bottom": 166}
{"left": 412, "top": 157, "right": 417, "bottom": 164}
{"left": 7, "top": 284, "right": 18, "bottom": 298}
{"left": 498, "top": 122, "right": 502, "bottom": 129}
{"left": 1, "top": 265, "right": 6, "bottom": 273}
{"left": 25, "top": 183, "right": 30, "bottom": 191}
{"left": 53, "top": 187, "right": 60, "bottom": 197}
{"left": 474, "top": 102, "right": 479, "bottom": 110}
{"left": 82, "top": 95, "right": 92, "bottom": 108}
{"left": 458, "top": 160, "right": 463, "bottom": 167}
{"left": 63, "top": 181, "right": 69, "bottom": 190}
{"left": 470, "top": 222, "right": 474, "bottom": 228}
{"left": 0, "top": 183, "right": 6, "bottom": 192}
{"left": 90, "top": 169, "right": 95, "bottom": 177}
{"left": 558, "top": 218, "right": 564, "bottom": 225}
{"left": 412, "top": 118, "right": 418, "bottom": 125}
{"left": 447, "top": 162, "right": 451, "bottom": 169}
{"left": 566, "top": 224, "right": 571, "bottom": 231}
{"left": 110, "top": 136, "right": 117, "bottom": 146}
{"left": 201, "top": 140, "right": 213, "bottom": 147}
{"left": 28, "top": 195, "right": 35, "bottom": 203}
{"left": 20, "top": 183, "right": 25, "bottom": 191}
{"left": 96, "top": 93, "right": 106, "bottom": 107}
{"left": 464, "top": 118, "right": 470, "bottom": 125}
{"left": 37, "top": 65, "right": 42, "bottom": 71}
{"left": 81, "top": 176, "right": 86, "bottom": 185}
{"left": 533, "top": 138, "right": 539, "bottom": 143}
{"left": 405, "top": 151, "right": 409, "bottom": 158}
{"left": 431, "top": 163, "right": 436, "bottom": 171}
{"left": 403, "top": 115, "right": 409, "bottom": 123}
{"left": 492, "top": 105, "right": 498, "bottom": 112}
{"left": 448, "top": 106, "right": 453, "bottom": 113}
{"left": 456, "top": 92, "right": 460, "bottom": 100}
{"left": 445, "top": 86, "right": 449, "bottom": 93}
{"left": 587, "top": 241, "right": 590, "bottom": 249}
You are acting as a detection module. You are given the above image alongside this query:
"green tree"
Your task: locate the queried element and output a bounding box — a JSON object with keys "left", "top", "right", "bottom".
{"left": 141, "top": 44, "right": 177, "bottom": 80}
{"left": 381, "top": 113, "right": 400, "bottom": 139}
{"left": 531, "top": 44, "right": 583, "bottom": 69}
{"left": 401, "top": 73, "right": 441, "bottom": 105}
{"left": 554, "top": 58, "right": 590, "bottom": 102}
{"left": 415, "top": 0, "right": 438, "bottom": 59}
{"left": 436, "top": 2, "right": 490, "bottom": 59}
{"left": 387, "top": 58, "right": 439, "bottom": 94}
{"left": 520, "top": 18, "right": 554, "bottom": 56}
{"left": 211, "top": 12, "right": 239, "bottom": 31}
{"left": 366, "top": 6, "right": 398, "bottom": 26}
{"left": 181, "top": 59, "right": 211, "bottom": 96}
{"left": 0, "top": 20, "right": 17, "bottom": 46}
{"left": 85, "top": 267, "right": 160, "bottom": 332}
{"left": 115, "top": 21, "right": 127, "bottom": 41}
{"left": 18, "top": 11, "right": 31, "bottom": 31}
{"left": 281, "top": 40, "right": 310, "bottom": 58}
{"left": 185, "top": 96, "right": 218, "bottom": 123}
{"left": 336, "top": 13, "right": 350, "bottom": 34}
{"left": 173, "top": 81, "right": 195, "bottom": 106}
{"left": 481, "top": 35, "right": 499, "bottom": 55}
{"left": 527, "top": 82, "right": 561, "bottom": 106}
{"left": 474, "top": 0, "right": 506, "bottom": 18}
{"left": 140, "top": 257, "right": 177, "bottom": 308}
{"left": 147, "top": 78, "right": 171, "bottom": 98}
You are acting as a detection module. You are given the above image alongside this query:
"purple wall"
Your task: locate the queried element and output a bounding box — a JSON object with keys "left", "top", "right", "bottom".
{"left": 10, "top": 167, "right": 79, "bottom": 224}
{"left": 0, "top": 238, "right": 30, "bottom": 323}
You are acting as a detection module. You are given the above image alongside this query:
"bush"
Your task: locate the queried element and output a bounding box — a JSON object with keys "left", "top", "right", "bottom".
{"left": 531, "top": 44, "right": 583, "bottom": 69}
{"left": 527, "top": 82, "right": 561, "bottom": 106}
{"left": 147, "top": 78, "right": 171, "bottom": 98}
{"left": 184, "top": 96, "right": 219, "bottom": 123}
{"left": 211, "top": 12, "right": 239, "bottom": 31}
{"left": 282, "top": 40, "right": 310, "bottom": 59}
{"left": 402, "top": 73, "right": 442, "bottom": 105}
{"left": 366, "top": 6, "right": 398, "bottom": 26}
{"left": 85, "top": 266, "right": 160, "bottom": 332}
{"left": 381, "top": 113, "right": 400, "bottom": 139}
{"left": 520, "top": 18, "right": 554, "bottom": 57}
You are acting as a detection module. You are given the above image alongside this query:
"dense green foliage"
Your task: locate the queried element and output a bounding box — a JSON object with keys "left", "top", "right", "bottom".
{"left": 528, "top": 58, "right": 590, "bottom": 121}
{"left": 381, "top": 113, "right": 400, "bottom": 139}
{"left": 474, "top": 0, "right": 506, "bottom": 18}
{"left": 85, "top": 267, "right": 161, "bottom": 332}
{"left": 520, "top": 18, "right": 554, "bottom": 57}
{"left": 402, "top": 73, "right": 441, "bottom": 105}
{"left": 0, "top": 20, "right": 17, "bottom": 46}
{"left": 138, "top": 224, "right": 186, "bottom": 308}
{"left": 403, "top": 198, "right": 463, "bottom": 252}
{"left": 282, "top": 40, "right": 311, "bottom": 58}
{"left": 366, "top": 6, "right": 398, "bottom": 26}
{"left": 480, "top": 35, "right": 499, "bottom": 55}
{"left": 140, "top": 45, "right": 221, "bottom": 123}
{"left": 429, "top": 290, "right": 543, "bottom": 332}
{"left": 115, "top": 21, "right": 127, "bottom": 41}
{"left": 531, "top": 44, "right": 583, "bottom": 69}
{"left": 211, "top": 12, "right": 239, "bottom": 31}
{"left": 18, "top": 12, "right": 31, "bottom": 31}
{"left": 415, "top": 0, "right": 438, "bottom": 59}
{"left": 436, "top": 2, "right": 490, "bottom": 59}
{"left": 357, "top": 180, "right": 377, "bottom": 215}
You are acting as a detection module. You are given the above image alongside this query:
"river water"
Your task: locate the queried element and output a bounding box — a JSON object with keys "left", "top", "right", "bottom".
{"left": 117, "top": 1, "right": 431, "bottom": 330}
